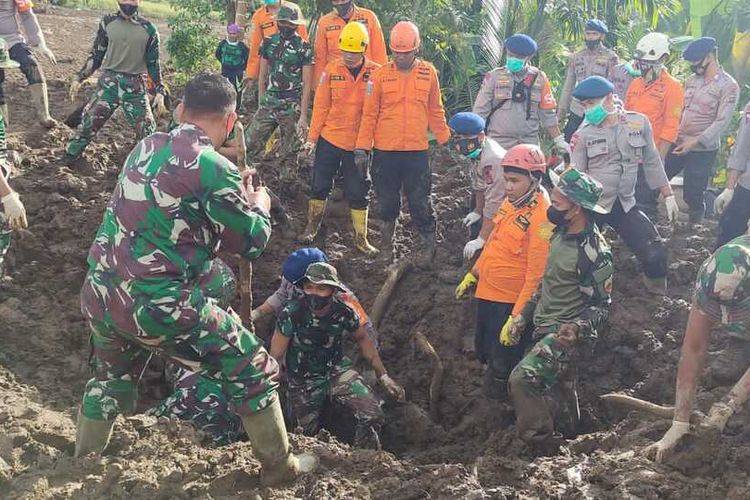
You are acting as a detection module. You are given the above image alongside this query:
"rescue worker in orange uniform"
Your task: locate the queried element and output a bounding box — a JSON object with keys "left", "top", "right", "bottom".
{"left": 244, "top": 0, "right": 308, "bottom": 90}
{"left": 300, "top": 22, "right": 380, "bottom": 255}
{"left": 455, "top": 144, "right": 552, "bottom": 399}
{"left": 625, "top": 32, "right": 684, "bottom": 220}
{"left": 312, "top": 0, "right": 387, "bottom": 85}
{"left": 355, "top": 21, "right": 451, "bottom": 266}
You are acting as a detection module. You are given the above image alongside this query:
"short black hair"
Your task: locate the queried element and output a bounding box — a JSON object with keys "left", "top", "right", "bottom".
{"left": 182, "top": 72, "right": 236, "bottom": 116}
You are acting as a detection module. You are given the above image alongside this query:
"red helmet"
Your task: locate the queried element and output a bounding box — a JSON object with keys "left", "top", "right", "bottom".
{"left": 501, "top": 144, "right": 546, "bottom": 174}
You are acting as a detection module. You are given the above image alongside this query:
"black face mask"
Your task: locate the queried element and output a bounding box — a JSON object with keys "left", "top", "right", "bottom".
{"left": 547, "top": 206, "right": 569, "bottom": 226}
{"left": 278, "top": 25, "right": 297, "bottom": 39}
{"left": 451, "top": 136, "right": 483, "bottom": 158}
{"left": 334, "top": 0, "right": 353, "bottom": 17}
{"left": 305, "top": 293, "right": 332, "bottom": 311}
{"left": 119, "top": 3, "right": 138, "bottom": 16}
{"left": 690, "top": 59, "right": 709, "bottom": 75}
{"left": 585, "top": 40, "right": 600, "bottom": 50}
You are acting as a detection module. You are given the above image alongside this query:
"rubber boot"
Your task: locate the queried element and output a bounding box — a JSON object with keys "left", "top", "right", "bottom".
{"left": 351, "top": 208, "right": 379, "bottom": 255}
{"left": 241, "top": 398, "right": 317, "bottom": 486}
{"left": 29, "top": 83, "right": 56, "bottom": 128}
{"left": 642, "top": 274, "right": 667, "bottom": 296}
{"left": 0, "top": 103, "right": 9, "bottom": 125}
{"left": 74, "top": 409, "right": 116, "bottom": 457}
{"left": 482, "top": 371, "right": 508, "bottom": 401}
{"left": 380, "top": 220, "right": 396, "bottom": 262}
{"left": 549, "top": 375, "right": 580, "bottom": 439}
{"left": 417, "top": 232, "right": 436, "bottom": 269}
{"left": 299, "top": 199, "right": 327, "bottom": 243}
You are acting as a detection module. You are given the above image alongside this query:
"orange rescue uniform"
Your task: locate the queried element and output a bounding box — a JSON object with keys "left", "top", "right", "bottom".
{"left": 308, "top": 58, "right": 381, "bottom": 151}
{"left": 245, "top": 4, "right": 309, "bottom": 79}
{"left": 474, "top": 191, "right": 552, "bottom": 315}
{"left": 312, "top": 6, "right": 388, "bottom": 84}
{"left": 625, "top": 70, "right": 684, "bottom": 144}
{"left": 355, "top": 60, "right": 451, "bottom": 151}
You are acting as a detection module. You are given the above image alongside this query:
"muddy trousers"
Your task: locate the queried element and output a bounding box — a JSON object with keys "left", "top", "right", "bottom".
{"left": 287, "top": 359, "right": 384, "bottom": 444}
{"left": 664, "top": 148, "right": 718, "bottom": 220}
{"left": 245, "top": 96, "right": 301, "bottom": 167}
{"left": 634, "top": 165, "right": 659, "bottom": 221}
{"left": 717, "top": 184, "right": 750, "bottom": 248}
{"left": 509, "top": 330, "right": 580, "bottom": 444}
{"left": 372, "top": 149, "right": 436, "bottom": 235}
{"left": 65, "top": 71, "right": 156, "bottom": 158}
{"left": 562, "top": 112, "right": 584, "bottom": 143}
{"left": 594, "top": 200, "right": 666, "bottom": 279}
{"left": 79, "top": 260, "right": 280, "bottom": 423}
{"left": 0, "top": 215, "right": 9, "bottom": 277}
{"left": 311, "top": 136, "right": 370, "bottom": 209}
{"left": 222, "top": 68, "right": 245, "bottom": 112}
{"left": 475, "top": 299, "right": 524, "bottom": 376}
{"left": 0, "top": 43, "right": 45, "bottom": 105}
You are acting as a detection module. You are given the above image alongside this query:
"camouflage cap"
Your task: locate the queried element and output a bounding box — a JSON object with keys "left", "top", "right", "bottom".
{"left": 549, "top": 165, "right": 608, "bottom": 214}
{"left": 304, "top": 262, "right": 345, "bottom": 290}
{"left": 694, "top": 234, "right": 750, "bottom": 327}
{"left": 276, "top": 3, "right": 305, "bottom": 25}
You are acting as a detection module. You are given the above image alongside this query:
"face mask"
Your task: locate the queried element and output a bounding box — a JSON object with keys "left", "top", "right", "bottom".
{"left": 690, "top": 59, "right": 709, "bottom": 75}
{"left": 451, "top": 136, "right": 483, "bottom": 158}
{"left": 334, "top": 0, "right": 353, "bottom": 17}
{"left": 278, "top": 25, "right": 297, "bottom": 38}
{"left": 623, "top": 62, "right": 641, "bottom": 77}
{"left": 584, "top": 98, "right": 610, "bottom": 125}
{"left": 119, "top": 3, "right": 138, "bottom": 16}
{"left": 547, "top": 206, "right": 569, "bottom": 226}
{"left": 585, "top": 40, "right": 600, "bottom": 50}
{"left": 305, "top": 293, "right": 332, "bottom": 311}
{"left": 506, "top": 57, "right": 526, "bottom": 73}
{"left": 394, "top": 55, "right": 415, "bottom": 70}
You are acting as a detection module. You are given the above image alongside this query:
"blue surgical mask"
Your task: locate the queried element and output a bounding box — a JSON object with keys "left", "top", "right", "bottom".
{"left": 506, "top": 57, "right": 526, "bottom": 73}
{"left": 584, "top": 98, "right": 610, "bottom": 125}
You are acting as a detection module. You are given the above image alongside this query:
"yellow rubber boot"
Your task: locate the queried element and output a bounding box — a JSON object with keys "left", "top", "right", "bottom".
{"left": 351, "top": 208, "right": 379, "bottom": 255}
{"left": 299, "top": 199, "right": 327, "bottom": 243}
{"left": 241, "top": 398, "right": 317, "bottom": 486}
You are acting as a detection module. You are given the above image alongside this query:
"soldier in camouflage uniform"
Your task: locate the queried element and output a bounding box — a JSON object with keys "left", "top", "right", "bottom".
{"left": 645, "top": 234, "right": 750, "bottom": 462}
{"left": 75, "top": 73, "right": 315, "bottom": 486}
{"left": 245, "top": 3, "right": 313, "bottom": 178}
{"left": 270, "top": 262, "right": 404, "bottom": 446}
{"left": 64, "top": 0, "right": 168, "bottom": 165}
{"left": 0, "top": 113, "right": 27, "bottom": 277}
{"left": 215, "top": 24, "right": 250, "bottom": 112}
{"left": 503, "top": 166, "right": 613, "bottom": 447}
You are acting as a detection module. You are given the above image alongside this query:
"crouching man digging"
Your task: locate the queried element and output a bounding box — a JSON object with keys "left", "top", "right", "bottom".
{"left": 75, "top": 73, "right": 315, "bottom": 485}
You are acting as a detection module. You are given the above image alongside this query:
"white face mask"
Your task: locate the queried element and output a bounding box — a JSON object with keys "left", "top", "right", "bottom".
{"left": 227, "top": 40, "right": 239, "bottom": 46}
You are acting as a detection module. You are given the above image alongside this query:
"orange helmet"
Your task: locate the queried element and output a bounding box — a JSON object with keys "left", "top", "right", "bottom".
{"left": 389, "top": 21, "right": 420, "bottom": 53}
{"left": 501, "top": 144, "right": 546, "bottom": 174}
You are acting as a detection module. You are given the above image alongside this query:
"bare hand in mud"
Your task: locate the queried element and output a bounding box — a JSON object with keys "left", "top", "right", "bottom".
{"left": 643, "top": 420, "right": 689, "bottom": 463}
{"left": 381, "top": 374, "right": 406, "bottom": 402}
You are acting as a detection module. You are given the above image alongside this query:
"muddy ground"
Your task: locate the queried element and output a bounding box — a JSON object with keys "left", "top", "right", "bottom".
{"left": 1, "top": 7, "right": 749, "bottom": 499}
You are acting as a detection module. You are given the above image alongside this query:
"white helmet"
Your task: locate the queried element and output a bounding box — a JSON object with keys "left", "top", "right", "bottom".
{"left": 634, "top": 32, "right": 670, "bottom": 61}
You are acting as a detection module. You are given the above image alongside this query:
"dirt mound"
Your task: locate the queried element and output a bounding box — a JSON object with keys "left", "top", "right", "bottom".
{"left": 1, "top": 7, "right": 749, "bottom": 499}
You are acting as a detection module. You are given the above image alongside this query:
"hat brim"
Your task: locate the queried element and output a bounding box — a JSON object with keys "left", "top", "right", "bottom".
{"left": 278, "top": 18, "right": 305, "bottom": 25}
{"left": 305, "top": 277, "right": 345, "bottom": 290}
{"left": 549, "top": 168, "right": 609, "bottom": 214}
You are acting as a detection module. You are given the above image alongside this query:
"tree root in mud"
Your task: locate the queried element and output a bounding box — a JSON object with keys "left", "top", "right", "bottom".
{"left": 369, "top": 260, "right": 413, "bottom": 333}
{"left": 413, "top": 330, "right": 444, "bottom": 422}
{"left": 601, "top": 393, "right": 704, "bottom": 423}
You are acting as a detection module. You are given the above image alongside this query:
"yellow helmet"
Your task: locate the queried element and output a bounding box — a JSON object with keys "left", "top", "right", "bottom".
{"left": 338, "top": 21, "right": 369, "bottom": 53}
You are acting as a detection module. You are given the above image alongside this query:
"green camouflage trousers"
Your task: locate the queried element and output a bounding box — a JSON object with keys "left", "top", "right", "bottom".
{"left": 0, "top": 215, "right": 9, "bottom": 277}
{"left": 66, "top": 70, "right": 156, "bottom": 158}
{"left": 288, "top": 357, "right": 384, "bottom": 444}
{"left": 509, "top": 329, "right": 581, "bottom": 444}
{"left": 80, "top": 259, "right": 280, "bottom": 422}
{"left": 245, "top": 93, "right": 300, "bottom": 176}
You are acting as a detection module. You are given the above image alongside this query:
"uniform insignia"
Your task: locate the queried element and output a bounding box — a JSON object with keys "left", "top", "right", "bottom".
{"left": 326, "top": 25, "right": 341, "bottom": 31}
{"left": 261, "top": 21, "right": 274, "bottom": 29}
{"left": 586, "top": 138, "right": 606, "bottom": 147}
{"left": 538, "top": 222, "right": 554, "bottom": 240}
{"left": 330, "top": 75, "right": 345, "bottom": 81}
{"left": 514, "top": 214, "right": 531, "bottom": 232}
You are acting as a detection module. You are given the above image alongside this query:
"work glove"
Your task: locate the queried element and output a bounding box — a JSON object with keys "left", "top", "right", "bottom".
{"left": 553, "top": 135, "right": 571, "bottom": 155}
{"left": 354, "top": 149, "right": 370, "bottom": 177}
{"left": 702, "top": 401, "right": 734, "bottom": 433}
{"left": 455, "top": 272, "right": 477, "bottom": 299}
{"left": 499, "top": 315, "right": 525, "bottom": 346}
{"left": 463, "top": 211, "right": 482, "bottom": 227}
{"left": 664, "top": 194, "right": 680, "bottom": 224}
{"left": 463, "top": 236, "right": 485, "bottom": 260}
{"left": 68, "top": 77, "right": 81, "bottom": 103}
{"left": 379, "top": 374, "right": 405, "bottom": 401}
{"left": 152, "top": 93, "right": 168, "bottom": 119}
{"left": 295, "top": 117, "right": 308, "bottom": 140}
{"left": 643, "top": 419, "right": 689, "bottom": 463}
{"left": 714, "top": 188, "right": 734, "bottom": 215}
{"left": 301, "top": 141, "right": 315, "bottom": 156}
{"left": 1, "top": 191, "right": 27, "bottom": 230}
{"left": 35, "top": 40, "right": 57, "bottom": 64}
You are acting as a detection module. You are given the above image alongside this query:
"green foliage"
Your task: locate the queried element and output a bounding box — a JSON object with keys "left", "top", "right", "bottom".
{"left": 167, "top": 0, "right": 221, "bottom": 84}
{"left": 52, "top": 0, "right": 175, "bottom": 18}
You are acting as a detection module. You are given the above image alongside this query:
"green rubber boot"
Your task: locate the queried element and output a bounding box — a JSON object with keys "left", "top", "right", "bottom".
{"left": 74, "top": 409, "right": 116, "bottom": 457}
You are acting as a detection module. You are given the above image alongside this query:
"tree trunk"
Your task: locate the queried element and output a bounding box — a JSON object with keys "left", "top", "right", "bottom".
{"left": 226, "top": 0, "right": 237, "bottom": 24}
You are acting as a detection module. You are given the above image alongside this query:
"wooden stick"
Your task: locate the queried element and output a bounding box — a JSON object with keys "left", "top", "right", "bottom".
{"left": 600, "top": 393, "right": 675, "bottom": 419}
{"left": 414, "top": 330, "right": 444, "bottom": 422}
{"left": 233, "top": 122, "right": 253, "bottom": 328}
{"left": 369, "top": 260, "right": 413, "bottom": 333}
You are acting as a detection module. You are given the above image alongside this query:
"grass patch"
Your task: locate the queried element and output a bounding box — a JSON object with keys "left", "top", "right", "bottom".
{"left": 55, "top": 0, "right": 175, "bottom": 18}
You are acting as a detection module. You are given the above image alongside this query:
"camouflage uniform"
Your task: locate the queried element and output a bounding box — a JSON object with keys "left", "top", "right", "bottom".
{"left": 65, "top": 12, "right": 162, "bottom": 159}
{"left": 79, "top": 123, "right": 279, "bottom": 423}
{"left": 509, "top": 167, "right": 613, "bottom": 444}
{"left": 278, "top": 296, "right": 384, "bottom": 442}
{"left": 215, "top": 40, "right": 250, "bottom": 111}
{"left": 0, "top": 114, "right": 9, "bottom": 276}
{"left": 245, "top": 32, "right": 313, "bottom": 168}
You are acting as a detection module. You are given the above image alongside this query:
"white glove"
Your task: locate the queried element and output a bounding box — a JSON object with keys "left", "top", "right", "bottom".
{"left": 553, "top": 135, "right": 571, "bottom": 155}
{"left": 379, "top": 374, "right": 405, "bottom": 401}
{"left": 644, "top": 420, "right": 689, "bottom": 463}
{"left": 462, "top": 211, "right": 482, "bottom": 227}
{"left": 250, "top": 308, "right": 262, "bottom": 322}
{"left": 664, "top": 194, "right": 680, "bottom": 224}
{"left": 1, "top": 191, "right": 27, "bottom": 230}
{"left": 301, "top": 141, "right": 315, "bottom": 155}
{"left": 463, "top": 236, "right": 485, "bottom": 260}
{"left": 714, "top": 188, "right": 734, "bottom": 215}
{"left": 36, "top": 40, "right": 57, "bottom": 64}
{"left": 68, "top": 77, "right": 81, "bottom": 103}
{"left": 152, "top": 93, "right": 167, "bottom": 119}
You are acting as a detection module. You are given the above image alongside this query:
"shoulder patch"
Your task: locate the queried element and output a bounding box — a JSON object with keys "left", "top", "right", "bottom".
{"left": 538, "top": 222, "right": 554, "bottom": 240}
{"left": 514, "top": 214, "right": 531, "bottom": 232}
